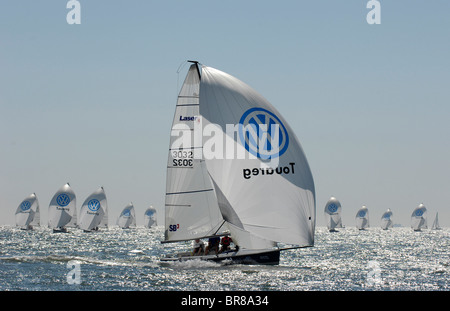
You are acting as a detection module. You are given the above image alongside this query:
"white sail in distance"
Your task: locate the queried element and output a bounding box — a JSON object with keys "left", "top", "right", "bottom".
{"left": 432, "top": 212, "right": 441, "bottom": 230}
{"left": 15, "top": 193, "right": 39, "bottom": 229}
{"left": 355, "top": 206, "right": 369, "bottom": 230}
{"left": 48, "top": 183, "right": 76, "bottom": 230}
{"left": 78, "top": 187, "right": 107, "bottom": 231}
{"left": 144, "top": 206, "right": 157, "bottom": 228}
{"left": 380, "top": 208, "right": 393, "bottom": 230}
{"left": 164, "top": 62, "right": 315, "bottom": 250}
{"left": 117, "top": 202, "right": 136, "bottom": 229}
{"left": 324, "top": 197, "right": 342, "bottom": 231}
{"left": 411, "top": 204, "right": 427, "bottom": 231}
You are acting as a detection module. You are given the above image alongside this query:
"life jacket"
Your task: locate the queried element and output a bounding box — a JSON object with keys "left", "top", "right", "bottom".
{"left": 222, "top": 236, "right": 231, "bottom": 246}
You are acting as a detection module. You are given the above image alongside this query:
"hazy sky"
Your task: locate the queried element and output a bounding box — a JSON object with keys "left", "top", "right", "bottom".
{"left": 1, "top": 1, "right": 449, "bottom": 228}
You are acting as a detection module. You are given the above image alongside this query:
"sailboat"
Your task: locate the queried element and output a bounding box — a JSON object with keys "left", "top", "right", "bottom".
{"left": 324, "top": 197, "right": 342, "bottom": 232}
{"left": 78, "top": 187, "right": 108, "bottom": 232}
{"left": 117, "top": 202, "right": 136, "bottom": 229}
{"left": 48, "top": 183, "right": 76, "bottom": 233}
{"left": 144, "top": 206, "right": 157, "bottom": 228}
{"left": 160, "top": 61, "right": 315, "bottom": 265}
{"left": 431, "top": 212, "right": 441, "bottom": 230}
{"left": 15, "top": 193, "right": 40, "bottom": 230}
{"left": 355, "top": 206, "right": 369, "bottom": 230}
{"left": 380, "top": 208, "right": 393, "bottom": 230}
{"left": 411, "top": 204, "right": 427, "bottom": 231}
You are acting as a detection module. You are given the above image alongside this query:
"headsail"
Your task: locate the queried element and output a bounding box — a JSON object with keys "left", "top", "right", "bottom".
{"left": 48, "top": 183, "right": 76, "bottom": 229}
{"left": 411, "top": 203, "right": 427, "bottom": 231}
{"left": 324, "top": 197, "right": 342, "bottom": 231}
{"left": 380, "top": 208, "right": 393, "bottom": 230}
{"left": 164, "top": 63, "right": 226, "bottom": 242}
{"left": 117, "top": 202, "right": 136, "bottom": 229}
{"left": 15, "top": 193, "right": 39, "bottom": 229}
{"left": 78, "top": 187, "right": 107, "bottom": 231}
{"left": 355, "top": 206, "right": 369, "bottom": 230}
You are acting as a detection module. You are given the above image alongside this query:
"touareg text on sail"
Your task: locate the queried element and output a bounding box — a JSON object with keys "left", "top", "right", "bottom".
{"left": 243, "top": 162, "right": 296, "bottom": 179}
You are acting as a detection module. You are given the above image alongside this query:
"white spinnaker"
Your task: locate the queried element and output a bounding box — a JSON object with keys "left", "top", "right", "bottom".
{"left": 117, "top": 203, "right": 136, "bottom": 228}
{"left": 355, "top": 206, "right": 369, "bottom": 229}
{"left": 15, "top": 193, "right": 39, "bottom": 228}
{"left": 48, "top": 183, "right": 76, "bottom": 229}
{"left": 144, "top": 206, "right": 157, "bottom": 228}
{"left": 381, "top": 209, "right": 393, "bottom": 230}
{"left": 199, "top": 66, "right": 315, "bottom": 249}
{"left": 411, "top": 204, "right": 427, "bottom": 230}
{"left": 164, "top": 64, "right": 225, "bottom": 242}
{"left": 78, "top": 187, "right": 107, "bottom": 231}
{"left": 324, "top": 197, "right": 342, "bottom": 231}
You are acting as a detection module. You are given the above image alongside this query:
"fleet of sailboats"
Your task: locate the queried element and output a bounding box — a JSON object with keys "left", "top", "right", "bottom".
{"left": 10, "top": 60, "right": 447, "bottom": 267}
{"left": 16, "top": 184, "right": 155, "bottom": 232}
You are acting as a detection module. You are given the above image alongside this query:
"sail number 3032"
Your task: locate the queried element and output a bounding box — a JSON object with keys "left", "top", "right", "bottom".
{"left": 172, "top": 151, "right": 193, "bottom": 167}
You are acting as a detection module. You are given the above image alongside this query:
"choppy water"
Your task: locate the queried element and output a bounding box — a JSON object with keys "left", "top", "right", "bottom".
{"left": 0, "top": 226, "right": 449, "bottom": 291}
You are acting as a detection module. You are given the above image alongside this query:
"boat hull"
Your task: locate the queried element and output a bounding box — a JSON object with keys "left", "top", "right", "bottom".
{"left": 161, "top": 249, "right": 280, "bottom": 265}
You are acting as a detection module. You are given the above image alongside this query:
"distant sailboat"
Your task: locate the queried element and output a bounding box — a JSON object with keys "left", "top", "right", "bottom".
{"left": 356, "top": 206, "right": 369, "bottom": 230}
{"left": 411, "top": 203, "right": 427, "bottom": 231}
{"left": 48, "top": 183, "right": 76, "bottom": 233}
{"left": 324, "top": 197, "right": 342, "bottom": 232}
{"left": 78, "top": 187, "right": 108, "bottom": 232}
{"left": 144, "top": 206, "right": 157, "bottom": 228}
{"left": 380, "top": 208, "right": 393, "bottom": 230}
{"left": 161, "top": 61, "right": 315, "bottom": 265}
{"left": 15, "top": 193, "right": 40, "bottom": 230}
{"left": 117, "top": 203, "right": 136, "bottom": 229}
{"left": 431, "top": 212, "right": 441, "bottom": 230}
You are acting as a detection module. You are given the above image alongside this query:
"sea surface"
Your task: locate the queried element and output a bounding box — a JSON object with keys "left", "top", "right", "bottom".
{"left": 0, "top": 226, "right": 448, "bottom": 291}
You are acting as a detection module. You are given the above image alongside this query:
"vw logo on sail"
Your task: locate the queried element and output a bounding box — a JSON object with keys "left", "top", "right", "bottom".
{"left": 88, "top": 199, "right": 100, "bottom": 212}
{"left": 122, "top": 209, "right": 131, "bottom": 217}
{"left": 56, "top": 193, "right": 71, "bottom": 207}
{"left": 20, "top": 201, "right": 31, "bottom": 211}
{"left": 415, "top": 209, "right": 424, "bottom": 217}
{"left": 239, "top": 108, "right": 289, "bottom": 159}
{"left": 328, "top": 204, "right": 338, "bottom": 213}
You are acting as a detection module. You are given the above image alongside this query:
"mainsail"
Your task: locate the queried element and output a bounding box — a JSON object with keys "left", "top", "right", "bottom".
{"left": 324, "top": 197, "right": 342, "bottom": 231}
{"left": 164, "top": 62, "right": 315, "bottom": 251}
{"left": 78, "top": 187, "right": 107, "bottom": 231}
{"left": 48, "top": 183, "right": 76, "bottom": 230}
{"left": 411, "top": 204, "right": 427, "bottom": 231}
{"left": 144, "top": 206, "right": 157, "bottom": 228}
{"left": 380, "top": 208, "right": 393, "bottom": 230}
{"left": 117, "top": 202, "right": 136, "bottom": 229}
{"left": 355, "top": 206, "right": 369, "bottom": 230}
{"left": 15, "top": 193, "right": 40, "bottom": 229}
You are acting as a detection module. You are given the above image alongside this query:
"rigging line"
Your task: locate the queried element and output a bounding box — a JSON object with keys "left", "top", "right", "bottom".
{"left": 213, "top": 220, "right": 227, "bottom": 236}
{"left": 166, "top": 189, "right": 214, "bottom": 196}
